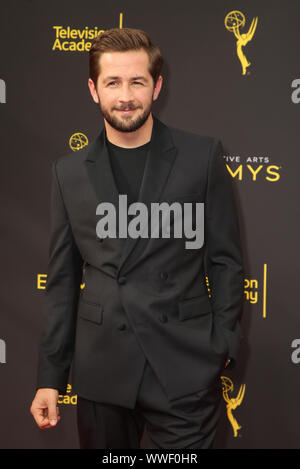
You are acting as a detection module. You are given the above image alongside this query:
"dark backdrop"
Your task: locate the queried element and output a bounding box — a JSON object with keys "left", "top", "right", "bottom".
{"left": 1, "top": 0, "right": 299, "bottom": 449}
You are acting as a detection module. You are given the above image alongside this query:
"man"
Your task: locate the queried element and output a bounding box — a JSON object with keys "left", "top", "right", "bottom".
{"left": 30, "top": 27, "right": 244, "bottom": 449}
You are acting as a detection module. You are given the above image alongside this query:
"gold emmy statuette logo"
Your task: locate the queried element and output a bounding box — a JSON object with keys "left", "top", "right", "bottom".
{"left": 69, "top": 132, "right": 89, "bottom": 151}
{"left": 224, "top": 10, "right": 258, "bottom": 75}
{"left": 221, "top": 376, "right": 246, "bottom": 437}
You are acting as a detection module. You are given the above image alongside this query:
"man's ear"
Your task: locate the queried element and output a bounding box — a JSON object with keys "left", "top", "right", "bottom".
{"left": 153, "top": 75, "right": 163, "bottom": 101}
{"left": 88, "top": 78, "right": 99, "bottom": 104}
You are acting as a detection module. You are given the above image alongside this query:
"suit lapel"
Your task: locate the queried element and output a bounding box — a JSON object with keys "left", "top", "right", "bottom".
{"left": 84, "top": 115, "right": 178, "bottom": 275}
{"left": 84, "top": 126, "right": 120, "bottom": 220}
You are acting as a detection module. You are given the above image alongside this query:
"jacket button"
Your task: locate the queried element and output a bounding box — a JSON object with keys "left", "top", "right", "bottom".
{"left": 160, "top": 271, "right": 168, "bottom": 280}
{"left": 118, "top": 323, "right": 127, "bottom": 331}
{"left": 118, "top": 276, "right": 127, "bottom": 285}
{"left": 159, "top": 313, "right": 168, "bottom": 323}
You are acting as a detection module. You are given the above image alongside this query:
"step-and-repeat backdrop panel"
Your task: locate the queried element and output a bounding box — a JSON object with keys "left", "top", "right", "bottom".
{"left": 1, "top": 0, "right": 299, "bottom": 449}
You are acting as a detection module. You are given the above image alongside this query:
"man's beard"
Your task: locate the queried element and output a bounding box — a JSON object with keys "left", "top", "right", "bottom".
{"left": 97, "top": 97, "right": 153, "bottom": 133}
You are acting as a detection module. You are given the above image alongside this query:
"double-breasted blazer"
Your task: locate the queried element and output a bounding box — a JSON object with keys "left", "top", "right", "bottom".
{"left": 37, "top": 115, "right": 244, "bottom": 407}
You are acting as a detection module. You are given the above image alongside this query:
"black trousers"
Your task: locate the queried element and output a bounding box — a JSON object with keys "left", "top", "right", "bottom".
{"left": 76, "top": 359, "right": 223, "bottom": 449}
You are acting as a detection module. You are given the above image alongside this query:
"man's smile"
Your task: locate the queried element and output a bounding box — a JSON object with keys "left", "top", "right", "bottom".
{"left": 117, "top": 109, "right": 135, "bottom": 114}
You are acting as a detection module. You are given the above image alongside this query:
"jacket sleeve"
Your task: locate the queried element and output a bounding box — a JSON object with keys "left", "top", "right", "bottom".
{"left": 204, "top": 138, "right": 244, "bottom": 366}
{"left": 36, "top": 159, "right": 83, "bottom": 393}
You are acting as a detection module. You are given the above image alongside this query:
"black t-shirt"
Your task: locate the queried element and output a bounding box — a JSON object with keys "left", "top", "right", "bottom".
{"left": 106, "top": 139, "right": 150, "bottom": 204}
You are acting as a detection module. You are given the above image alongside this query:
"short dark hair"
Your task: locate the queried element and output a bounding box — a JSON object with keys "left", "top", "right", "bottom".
{"left": 89, "top": 27, "right": 164, "bottom": 87}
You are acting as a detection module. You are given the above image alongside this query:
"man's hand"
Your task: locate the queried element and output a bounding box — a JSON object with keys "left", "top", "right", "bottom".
{"left": 30, "top": 388, "right": 60, "bottom": 429}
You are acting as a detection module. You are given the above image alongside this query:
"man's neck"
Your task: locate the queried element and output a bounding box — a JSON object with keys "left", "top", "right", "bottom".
{"left": 104, "top": 113, "right": 153, "bottom": 148}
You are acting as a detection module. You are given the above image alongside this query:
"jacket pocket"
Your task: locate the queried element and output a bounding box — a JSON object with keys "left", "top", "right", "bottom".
{"left": 178, "top": 293, "right": 212, "bottom": 320}
{"left": 78, "top": 297, "right": 103, "bottom": 324}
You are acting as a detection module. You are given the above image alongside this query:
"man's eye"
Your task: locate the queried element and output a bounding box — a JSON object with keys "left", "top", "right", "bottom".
{"left": 107, "top": 81, "right": 143, "bottom": 87}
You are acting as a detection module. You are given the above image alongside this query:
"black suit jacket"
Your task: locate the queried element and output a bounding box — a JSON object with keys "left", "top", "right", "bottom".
{"left": 37, "top": 115, "right": 244, "bottom": 406}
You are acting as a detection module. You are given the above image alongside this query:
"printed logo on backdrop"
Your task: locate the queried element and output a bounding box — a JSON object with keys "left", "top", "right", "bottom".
{"left": 224, "top": 11, "right": 258, "bottom": 76}
{"left": 58, "top": 384, "right": 77, "bottom": 405}
{"left": 291, "top": 79, "right": 300, "bottom": 103}
{"left": 0, "top": 339, "right": 6, "bottom": 364}
{"left": 244, "top": 263, "right": 268, "bottom": 318}
{"left": 291, "top": 339, "right": 300, "bottom": 363}
{"left": 69, "top": 132, "right": 89, "bottom": 151}
{"left": 52, "top": 13, "right": 124, "bottom": 51}
{"left": 224, "top": 153, "right": 281, "bottom": 182}
{"left": 221, "top": 376, "right": 246, "bottom": 437}
{"left": 37, "top": 275, "right": 85, "bottom": 290}
{"left": 0, "top": 79, "right": 6, "bottom": 103}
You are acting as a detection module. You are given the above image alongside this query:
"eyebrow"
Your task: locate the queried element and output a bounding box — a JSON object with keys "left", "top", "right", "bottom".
{"left": 103, "top": 76, "right": 149, "bottom": 84}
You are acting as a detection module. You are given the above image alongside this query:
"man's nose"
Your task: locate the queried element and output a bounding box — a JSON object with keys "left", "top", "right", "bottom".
{"left": 118, "top": 83, "right": 134, "bottom": 102}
